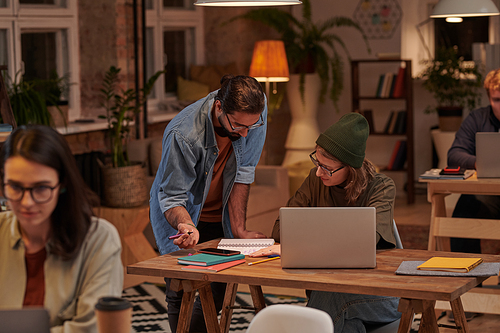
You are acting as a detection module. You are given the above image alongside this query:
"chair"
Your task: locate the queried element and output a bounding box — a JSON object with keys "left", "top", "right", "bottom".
{"left": 246, "top": 304, "right": 333, "bottom": 333}
{"left": 365, "top": 220, "right": 403, "bottom": 333}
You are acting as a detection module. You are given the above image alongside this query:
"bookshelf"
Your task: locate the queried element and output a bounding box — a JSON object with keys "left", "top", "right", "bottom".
{"left": 351, "top": 59, "right": 414, "bottom": 204}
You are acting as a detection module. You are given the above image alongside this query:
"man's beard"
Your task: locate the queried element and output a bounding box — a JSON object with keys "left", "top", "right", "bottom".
{"left": 216, "top": 116, "right": 241, "bottom": 141}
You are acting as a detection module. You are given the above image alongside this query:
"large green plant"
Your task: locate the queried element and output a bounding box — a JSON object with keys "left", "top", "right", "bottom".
{"left": 4, "top": 71, "right": 52, "bottom": 126}
{"left": 418, "top": 47, "right": 483, "bottom": 113}
{"left": 229, "top": 0, "right": 370, "bottom": 110}
{"left": 99, "top": 66, "right": 164, "bottom": 168}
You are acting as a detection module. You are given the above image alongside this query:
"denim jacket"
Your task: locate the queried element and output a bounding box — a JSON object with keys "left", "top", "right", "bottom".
{"left": 149, "top": 90, "right": 267, "bottom": 255}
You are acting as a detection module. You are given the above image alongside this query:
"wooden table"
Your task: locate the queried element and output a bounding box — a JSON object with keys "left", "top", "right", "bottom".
{"left": 419, "top": 175, "right": 500, "bottom": 314}
{"left": 127, "top": 239, "right": 500, "bottom": 333}
{"left": 419, "top": 174, "right": 500, "bottom": 251}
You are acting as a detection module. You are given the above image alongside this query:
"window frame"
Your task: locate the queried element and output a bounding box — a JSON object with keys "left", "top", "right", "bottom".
{"left": 0, "top": 0, "right": 81, "bottom": 121}
{"left": 146, "top": 1, "right": 205, "bottom": 110}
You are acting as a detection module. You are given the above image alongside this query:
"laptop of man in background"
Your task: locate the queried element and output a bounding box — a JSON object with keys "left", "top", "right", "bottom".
{"left": 476, "top": 132, "right": 500, "bottom": 178}
{"left": 279, "top": 207, "right": 376, "bottom": 269}
{"left": 0, "top": 308, "right": 50, "bottom": 333}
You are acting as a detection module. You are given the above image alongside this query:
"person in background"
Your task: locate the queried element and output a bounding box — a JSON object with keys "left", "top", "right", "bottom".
{"left": 447, "top": 68, "right": 500, "bottom": 254}
{"left": 250, "top": 113, "right": 401, "bottom": 333}
{"left": 0, "top": 125, "right": 123, "bottom": 333}
{"left": 149, "top": 75, "right": 268, "bottom": 332}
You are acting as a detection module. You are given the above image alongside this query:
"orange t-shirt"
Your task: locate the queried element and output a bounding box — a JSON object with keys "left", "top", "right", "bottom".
{"left": 199, "top": 132, "right": 233, "bottom": 222}
{"left": 23, "top": 247, "right": 46, "bottom": 307}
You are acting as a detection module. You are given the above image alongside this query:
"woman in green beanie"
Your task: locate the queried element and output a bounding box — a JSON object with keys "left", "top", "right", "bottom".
{"left": 251, "top": 113, "right": 401, "bottom": 332}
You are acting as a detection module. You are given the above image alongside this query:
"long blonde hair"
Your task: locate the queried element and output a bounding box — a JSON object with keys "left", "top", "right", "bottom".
{"left": 316, "top": 146, "right": 376, "bottom": 204}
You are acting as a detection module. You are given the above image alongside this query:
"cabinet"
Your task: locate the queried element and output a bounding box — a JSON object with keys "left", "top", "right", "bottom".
{"left": 351, "top": 59, "right": 414, "bottom": 204}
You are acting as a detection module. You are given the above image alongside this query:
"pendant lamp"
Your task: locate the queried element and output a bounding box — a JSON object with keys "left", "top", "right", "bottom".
{"left": 430, "top": 0, "right": 500, "bottom": 18}
{"left": 194, "top": 0, "right": 301, "bottom": 6}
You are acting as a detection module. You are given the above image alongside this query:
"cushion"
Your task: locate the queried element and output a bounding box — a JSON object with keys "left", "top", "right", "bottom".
{"left": 190, "top": 63, "right": 239, "bottom": 92}
{"left": 177, "top": 76, "right": 209, "bottom": 102}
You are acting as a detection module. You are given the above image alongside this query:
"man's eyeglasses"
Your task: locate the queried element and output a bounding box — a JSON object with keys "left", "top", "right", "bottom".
{"left": 225, "top": 112, "right": 264, "bottom": 132}
{"left": 309, "top": 151, "right": 345, "bottom": 177}
{"left": 3, "top": 183, "right": 60, "bottom": 204}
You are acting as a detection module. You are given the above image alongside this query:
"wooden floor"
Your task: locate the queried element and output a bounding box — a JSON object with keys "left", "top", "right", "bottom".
{"left": 395, "top": 193, "right": 500, "bottom": 332}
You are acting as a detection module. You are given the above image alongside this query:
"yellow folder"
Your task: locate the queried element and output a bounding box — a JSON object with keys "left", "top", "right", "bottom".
{"left": 417, "top": 257, "right": 483, "bottom": 273}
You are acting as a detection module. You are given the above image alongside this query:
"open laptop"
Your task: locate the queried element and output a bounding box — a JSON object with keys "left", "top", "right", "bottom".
{"left": 0, "top": 308, "right": 50, "bottom": 333}
{"left": 279, "top": 207, "right": 376, "bottom": 269}
{"left": 476, "top": 132, "right": 500, "bottom": 178}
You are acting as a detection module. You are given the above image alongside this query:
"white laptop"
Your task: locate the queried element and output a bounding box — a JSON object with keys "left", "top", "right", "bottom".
{"left": 0, "top": 308, "right": 50, "bottom": 333}
{"left": 279, "top": 207, "right": 376, "bottom": 269}
{"left": 476, "top": 132, "right": 500, "bottom": 178}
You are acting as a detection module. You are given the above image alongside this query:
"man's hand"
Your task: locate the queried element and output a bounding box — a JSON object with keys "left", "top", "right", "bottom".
{"left": 172, "top": 222, "right": 199, "bottom": 249}
{"left": 248, "top": 244, "right": 281, "bottom": 257}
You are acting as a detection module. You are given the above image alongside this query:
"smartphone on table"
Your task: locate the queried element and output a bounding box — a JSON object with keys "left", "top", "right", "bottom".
{"left": 198, "top": 248, "right": 241, "bottom": 256}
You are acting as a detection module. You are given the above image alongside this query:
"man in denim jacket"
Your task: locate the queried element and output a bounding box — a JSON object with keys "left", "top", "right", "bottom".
{"left": 150, "top": 75, "right": 267, "bottom": 332}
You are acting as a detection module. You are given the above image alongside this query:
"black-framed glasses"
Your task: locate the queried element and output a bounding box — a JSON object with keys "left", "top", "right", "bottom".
{"left": 224, "top": 112, "right": 264, "bottom": 132}
{"left": 3, "top": 183, "right": 60, "bottom": 204}
{"left": 309, "top": 151, "right": 345, "bottom": 177}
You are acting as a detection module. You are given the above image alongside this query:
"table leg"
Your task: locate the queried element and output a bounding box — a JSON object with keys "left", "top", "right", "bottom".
{"left": 450, "top": 297, "right": 469, "bottom": 333}
{"left": 249, "top": 285, "right": 266, "bottom": 314}
{"left": 198, "top": 284, "right": 221, "bottom": 333}
{"left": 397, "top": 298, "right": 416, "bottom": 333}
{"left": 419, "top": 300, "right": 438, "bottom": 333}
{"left": 177, "top": 289, "right": 196, "bottom": 333}
{"left": 220, "top": 283, "right": 238, "bottom": 333}
{"left": 428, "top": 193, "right": 450, "bottom": 251}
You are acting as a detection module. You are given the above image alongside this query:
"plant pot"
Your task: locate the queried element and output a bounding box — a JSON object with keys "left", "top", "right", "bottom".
{"left": 100, "top": 162, "right": 148, "bottom": 208}
{"left": 437, "top": 106, "right": 463, "bottom": 132}
{"left": 47, "top": 102, "right": 69, "bottom": 128}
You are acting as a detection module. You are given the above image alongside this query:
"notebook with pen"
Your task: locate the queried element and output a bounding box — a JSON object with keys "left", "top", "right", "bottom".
{"left": 476, "top": 132, "right": 500, "bottom": 178}
{"left": 279, "top": 207, "right": 376, "bottom": 269}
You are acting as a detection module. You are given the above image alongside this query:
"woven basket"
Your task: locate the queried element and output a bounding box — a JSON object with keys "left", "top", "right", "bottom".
{"left": 100, "top": 162, "right": 148, "bottom": 208}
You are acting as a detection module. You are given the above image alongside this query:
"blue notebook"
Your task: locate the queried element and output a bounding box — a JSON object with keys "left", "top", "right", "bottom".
{"left": 177, "top": 253, "right": 245, "bottom": 266}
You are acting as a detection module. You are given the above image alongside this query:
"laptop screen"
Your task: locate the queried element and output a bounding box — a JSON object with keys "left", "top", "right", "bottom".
{"left": 0, "top": 308, "right": 50, "bottom": 333}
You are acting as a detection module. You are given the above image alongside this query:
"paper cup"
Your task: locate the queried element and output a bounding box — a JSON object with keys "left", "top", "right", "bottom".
{"left": 95, "top": 297, "right": 132, "bottom": 333}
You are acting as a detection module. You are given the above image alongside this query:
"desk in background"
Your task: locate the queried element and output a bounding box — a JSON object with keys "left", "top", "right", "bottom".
{"left": 128, "top": 239, "right": 499, "bottom": 333}
{"left": 420, "top": 175, "right": 500, "bottom": 314}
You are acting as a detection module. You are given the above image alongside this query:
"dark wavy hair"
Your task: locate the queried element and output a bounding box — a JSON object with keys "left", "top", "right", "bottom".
{"left": 216, "top": 75, "right": 265, "bottom": 115}
{"left": 0, "top": 125, "right": 98, "bottom": 260}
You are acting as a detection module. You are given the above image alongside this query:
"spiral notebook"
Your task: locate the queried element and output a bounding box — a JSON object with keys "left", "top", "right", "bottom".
{"left": 217, "top": 238, "right": 275, "bottom": 255}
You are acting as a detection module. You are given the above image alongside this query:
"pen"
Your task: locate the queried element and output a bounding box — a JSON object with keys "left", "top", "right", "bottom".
{"left": 248, "top": 256, "right": 280, "bottom": 266}
{"left": 168, "top": 231, "right": 193, "bottom": 240}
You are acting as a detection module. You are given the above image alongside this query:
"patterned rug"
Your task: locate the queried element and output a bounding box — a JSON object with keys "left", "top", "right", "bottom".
{"left": 122, "top": 283, "right": 307, "bottom": 332}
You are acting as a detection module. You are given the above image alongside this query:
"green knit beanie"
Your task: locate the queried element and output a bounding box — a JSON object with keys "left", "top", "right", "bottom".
{"left": 315, "top": 113, "right": 369, "bottom": 168}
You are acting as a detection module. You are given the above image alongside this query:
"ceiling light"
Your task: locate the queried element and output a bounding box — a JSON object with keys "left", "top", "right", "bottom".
{"left": 430, "top": 0, "right": 500, "bottom": 18}
{"left": 194, "top": 0, "right": 301, "bottom": 6}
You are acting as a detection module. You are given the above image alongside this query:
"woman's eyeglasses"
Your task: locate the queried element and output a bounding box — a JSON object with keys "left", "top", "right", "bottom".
{"left": 3, "top": 183, "right": 59, "bottom": 204}
{"left": 309, "top": 151, "right": 345, "bottom": 177}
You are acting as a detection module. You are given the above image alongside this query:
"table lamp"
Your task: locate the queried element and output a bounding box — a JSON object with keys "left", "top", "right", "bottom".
{"left": 249, "top": 40, "right": 290, "bottom": 99}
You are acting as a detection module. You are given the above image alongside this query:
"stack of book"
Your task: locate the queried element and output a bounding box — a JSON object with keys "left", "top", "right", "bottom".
{"left": 374, "top": 65, "right": 405, "bottom": 98}
{"left": 177, "top": 253, "right": 245, "bottom": 272}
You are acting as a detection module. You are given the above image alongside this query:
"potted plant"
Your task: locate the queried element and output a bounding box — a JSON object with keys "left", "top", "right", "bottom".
{"left": 99, "top": 66, "right": 164, "bottom": 207}
{"left": 418, "top": 47, "right": 483, "bottom": 131}
{"left": 229, "top": 0, "right": 370, "bottom": 110}
{"left": 4, "top": 70, "right": 53, "bottom": 126}
{"left": 33, "top": 70, "right": 73, "bottom": 128}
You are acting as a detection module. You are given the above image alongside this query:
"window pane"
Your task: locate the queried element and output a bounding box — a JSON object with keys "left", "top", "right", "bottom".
{"left": 163, "top": 0, "right": 194, "bottom": 10}
{"left": 163, "top": 28, "right": 195, "bottom": 95}
{"left": 19, "top": 0, "right": 67, "bottom": 6}
{"left": 21, "top": 31, "right": 57, "bottom": 81}
{"left": 0, "top": 30, "right": 7, "bottom": 66}
{"left": 434, "top": 17, "right": 489, "bottom": 60}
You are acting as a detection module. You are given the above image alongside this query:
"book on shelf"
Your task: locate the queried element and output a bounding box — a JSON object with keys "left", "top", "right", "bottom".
{"left": 394, "top": 110, "right": 407, "bottom": 134}
{"left": 386, "top": 111, "right": 399, "bottom": 134}
{"left": 386, "top": 140, "right": 401, "bottom": 171}
{"left": 376, "top": 74, "right": 385, "bottom": 97}
{"left": 177, "top": 253, "right": 245, "bottom": 266}
{"left": 217, "top": 238, "right": 275, "bottom": 255}
{"left": 181, "top": 259, "right": 245, "bottom": 272}
{"left": 419, "top": 169, "right": 476, "bottom": 180}
{"left": 417, "top": 257, "right": 483, "bottom": 273}
{"left": 389, "top": 140, "right": 406, "bottom": 170}
{"left": 358, "top": 110, "right": 375, "bottom": 133}
{"left": 383, "top": 111, "right": 395, "bottom": 133}
{"left": 389, "top": 74, "right": 397, "bottom": 97}
{"left": 381, "top": 72, "right": 394, "bottom": 98}
{"left": 392, "top": 65, "right": 406, "bottom": 98}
